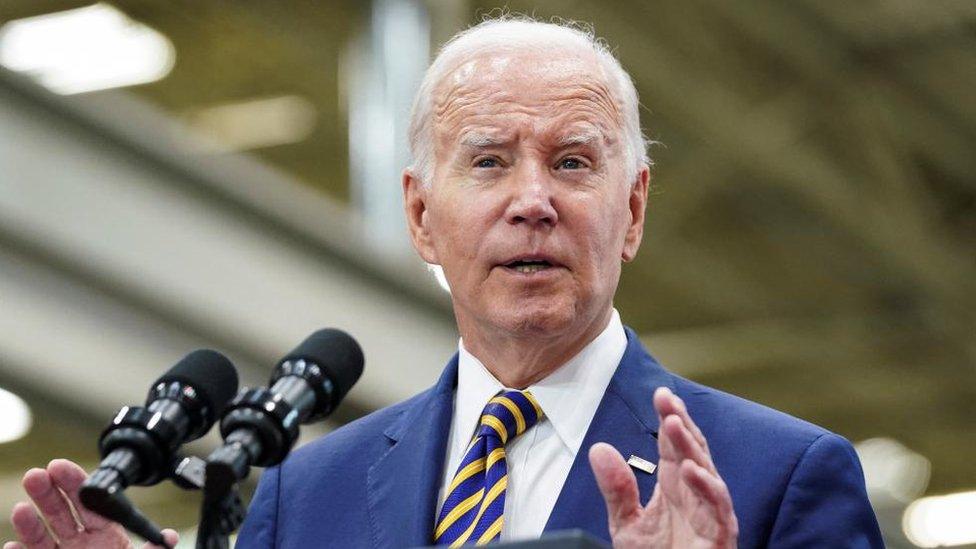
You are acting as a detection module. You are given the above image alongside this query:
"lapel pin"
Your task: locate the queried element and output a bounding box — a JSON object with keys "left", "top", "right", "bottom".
{"left": 627, "top": 455, "right": 657, "bottom": 475}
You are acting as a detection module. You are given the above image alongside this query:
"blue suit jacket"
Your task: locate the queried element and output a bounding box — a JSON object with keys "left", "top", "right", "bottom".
{"left": 236, "top": 328, "right": 883, "bottom": 548}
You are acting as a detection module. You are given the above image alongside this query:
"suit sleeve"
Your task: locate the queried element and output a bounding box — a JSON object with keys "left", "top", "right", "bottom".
{"left": 235, "top": 465, "right": 281, "bottom": 548}
{"left": 767, "top": 433, "right": 884, "bottom": 548}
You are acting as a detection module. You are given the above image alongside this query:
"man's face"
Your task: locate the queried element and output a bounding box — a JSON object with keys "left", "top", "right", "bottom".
{"left": 405, "top": 50, "right": 648, "bottom": 341}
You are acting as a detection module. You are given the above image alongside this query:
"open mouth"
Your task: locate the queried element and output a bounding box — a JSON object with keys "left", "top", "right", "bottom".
{"left": 503, "top": 259, "right": 554, "bottom": 274}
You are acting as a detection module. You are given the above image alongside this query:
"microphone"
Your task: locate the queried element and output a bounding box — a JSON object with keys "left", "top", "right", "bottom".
{"left": 79, "top": 350, "right": 239, "bottom": 544}
{"left": 205, "top": 329, "right": 364, "bottom": 494}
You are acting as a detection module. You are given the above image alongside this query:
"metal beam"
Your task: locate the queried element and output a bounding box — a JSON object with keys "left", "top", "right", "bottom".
{"left": 0, "top": 70, "right": 460, "bottom": 419}
{"left": 589, "top": 1, "right": 975, "bottom": 335}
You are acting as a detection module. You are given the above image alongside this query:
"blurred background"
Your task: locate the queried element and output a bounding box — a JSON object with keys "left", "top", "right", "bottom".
{"left": 0, "top": 1, "right": 974, "bottom": 547}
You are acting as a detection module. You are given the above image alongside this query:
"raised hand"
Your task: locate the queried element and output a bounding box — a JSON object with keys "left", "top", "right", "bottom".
{"left": 589, "top": 387, "right": 738, "bottom": 549}
{"left": 3, "top": 459, "right": 178, "bottom": 549}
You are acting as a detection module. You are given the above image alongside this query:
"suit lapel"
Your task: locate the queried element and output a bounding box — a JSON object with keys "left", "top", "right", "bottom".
{"left": 544, "top": 328, "right": 675, "bottom": 540}
{"left": 365, "top": 355, "right": 458, "bottom": 548}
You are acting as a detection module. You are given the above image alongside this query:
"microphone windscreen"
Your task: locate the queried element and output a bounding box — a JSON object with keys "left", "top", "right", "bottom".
{"left": 155, "top": 349, "right": 240, "bottom": 416}
{"left": 283, "top": 328, "right": 364, "bottom": 405}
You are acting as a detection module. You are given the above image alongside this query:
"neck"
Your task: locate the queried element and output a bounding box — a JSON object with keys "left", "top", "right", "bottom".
{"left": 458, "top": 307, "right": 614, "bottom": 388}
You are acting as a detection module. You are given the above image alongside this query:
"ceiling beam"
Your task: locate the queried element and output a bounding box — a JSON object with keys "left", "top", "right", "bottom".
{"left": 586, "top": 1, "right": 975, "bottom": 339}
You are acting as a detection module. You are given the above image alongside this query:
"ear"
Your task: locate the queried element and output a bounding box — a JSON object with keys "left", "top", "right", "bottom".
{"left": 621, "top": 165, "right": 650, "bottom": 262}
{"left": 402, "top": 168, "right": 439, "bottom": 264}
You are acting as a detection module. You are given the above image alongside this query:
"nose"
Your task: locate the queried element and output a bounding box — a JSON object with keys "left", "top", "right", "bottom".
{"left": 505, "top": 162, "right": 558, "bottom": 227}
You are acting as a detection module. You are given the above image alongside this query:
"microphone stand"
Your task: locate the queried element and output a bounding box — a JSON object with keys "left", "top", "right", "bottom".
{"left": 195, "top": 426, "right": 263, "bottom": 549}
{"left": 82, "top": 488, "right": 173, "bottom": 549}
{"left": 194, "top": 336, "right": 364, "bottom": 547}
{"left": 195, "top": 483, "right": 245, "bottom": 549}
{"left": 82, "top": 454, "right": 212, "bottom": 549}
{"left": 171, "top": 454, "right": 244, "bottom": 549}
{"left": 195, "top": 378, "right": 308, "bottom": 549}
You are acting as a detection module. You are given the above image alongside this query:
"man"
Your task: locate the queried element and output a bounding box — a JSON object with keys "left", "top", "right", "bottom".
{"left": 6, "top": 17, "right": 883, "bottom": 549}
{"left": 233, "top": 16, "right": 881, "bottom": 548}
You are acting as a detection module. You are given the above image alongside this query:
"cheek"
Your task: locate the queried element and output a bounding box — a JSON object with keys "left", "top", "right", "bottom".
{"left": 434, "top": 186, "right": 506, "bottom": 249}
{"left": 572, "top": 198, "right": 629, "bottom": 273}
{"left": 430, "top": 199, "right": 485, "bottom": 267}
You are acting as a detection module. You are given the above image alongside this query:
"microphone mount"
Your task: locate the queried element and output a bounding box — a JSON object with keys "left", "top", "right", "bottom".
{"left": 196, "top": 328, "right": 363, "bottom": 549}
{"left": 87, "top": 378, "right": 213, "bottom": 493}
{"left": 79, "top": 349, "right": 239, "bottom": 549}
{"left": 206, "top": 357, "right": 333, "bottom": 494}
{"left": 81, "top": 378, "right": 216, "bottom": 548}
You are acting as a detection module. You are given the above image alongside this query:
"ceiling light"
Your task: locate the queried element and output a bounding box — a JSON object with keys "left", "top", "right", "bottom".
{"left": 0, "top": 3, "right": 175, "bottom": 95}
{"left": 855, "top": 437, "right": 930, "bottom": 503}
{"left": 903, "top": 490, "right": 976, "bottom": 547}
{"left": 0, "top": 387, "right": 32, "bottom": 444}
{"left": 183, "top": 95, "right": 318, "bottom": 152}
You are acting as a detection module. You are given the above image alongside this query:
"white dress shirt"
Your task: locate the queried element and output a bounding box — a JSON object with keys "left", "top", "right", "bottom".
{"left": 436, "top": 309, "right": 628, "bottom": 541}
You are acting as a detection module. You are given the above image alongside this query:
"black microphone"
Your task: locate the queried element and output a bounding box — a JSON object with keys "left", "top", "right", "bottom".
{"left": 79, "top": 350, "right": 239, "bottom": 544}
{"left": 205, "top": 329, "right": 364, "bottom": 495}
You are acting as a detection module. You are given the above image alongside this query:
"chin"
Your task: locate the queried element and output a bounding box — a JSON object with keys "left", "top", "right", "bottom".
{"left": 490, "top": 299, "right": 579, "bottom": 338}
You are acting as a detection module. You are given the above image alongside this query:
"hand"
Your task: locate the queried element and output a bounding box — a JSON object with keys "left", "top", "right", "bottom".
{"left": 4, "top": 459, "right": 179, "bottom": 549}
{"left": 589, "top": 387, "right": 737, "bottom": 549}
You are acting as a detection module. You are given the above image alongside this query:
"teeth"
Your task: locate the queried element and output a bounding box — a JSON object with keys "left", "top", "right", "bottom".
{"left": 514, "top": 264, "right": 548, "bottom": 273}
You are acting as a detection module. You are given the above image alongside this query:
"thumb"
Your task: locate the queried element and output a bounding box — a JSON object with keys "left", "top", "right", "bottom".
{"left": 588, "top": 442, "right": 641, "bottom": 529}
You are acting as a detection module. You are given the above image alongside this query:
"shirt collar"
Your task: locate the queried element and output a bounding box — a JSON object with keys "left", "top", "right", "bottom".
{"left": 456, "top": 309, "right": 627, "bottom": 456}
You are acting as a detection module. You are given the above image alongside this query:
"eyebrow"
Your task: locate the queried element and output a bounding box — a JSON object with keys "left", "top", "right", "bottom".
{"left": 459, "top": 133, "right": 508, "bottom": 147}
{"left": 556, "top": 131, "right": 603, "bottom": 147}
{"left": 457, "top": 129, "right": 607, "bottom": 148}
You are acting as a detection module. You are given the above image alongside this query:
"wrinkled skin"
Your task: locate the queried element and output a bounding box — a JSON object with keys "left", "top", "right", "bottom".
{"left": 590, "top": 388, "right": 738, "bottom": 548}
{"left": 404, "top": 49, "right": 648, "bottom": 388}
{"left": 3, "top": 459, "right": 178, "bottom": 549}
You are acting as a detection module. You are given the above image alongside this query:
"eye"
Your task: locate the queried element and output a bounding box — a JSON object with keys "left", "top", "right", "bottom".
{"left": 474, "top": 156, "right": 500, "bottom": 169}
{"left": 556, "top": 157, "right": 587, "bottom": 170}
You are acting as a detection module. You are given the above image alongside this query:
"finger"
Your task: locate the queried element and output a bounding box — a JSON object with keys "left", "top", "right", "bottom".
{"left": 681, "top": 460, "right": 738, "bottom": 542}
{"left": 21, "top": 468, "right": 82, "bottom": 542}
{"left": 660, "top": 415, "right": 714, "bottom": 474}
{"left": 588, "top": 443, "right": 641, "bottom": 529}
{"left": 46, "top": 459, "right": 112, "bottom": 531}
{"left": 10, "top": 502, "right": 56, "bottom": 549}
{"left": 163, "top": 529, "right": 180, "bottom": 546}
{"left": 654, "top": 387, "right": 711, "bottom": 457}
{"left": 141, "top": 528, "right": 180, "bottom": 548}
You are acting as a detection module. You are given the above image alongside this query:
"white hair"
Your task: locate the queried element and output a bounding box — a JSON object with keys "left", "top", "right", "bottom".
{"left": 407, "top": 15, "right": 651, "bottom": 187}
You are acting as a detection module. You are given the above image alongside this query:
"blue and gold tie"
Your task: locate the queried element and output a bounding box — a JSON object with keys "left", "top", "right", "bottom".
{"left": 434, "top": 390, "right": 544, "bottom": 546}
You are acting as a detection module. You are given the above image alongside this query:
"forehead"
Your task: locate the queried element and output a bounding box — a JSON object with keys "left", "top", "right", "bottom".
{"left": 432, "top": 50, "right": 624, "bottom": 146}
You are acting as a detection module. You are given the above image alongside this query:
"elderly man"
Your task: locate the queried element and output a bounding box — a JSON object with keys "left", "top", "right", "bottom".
{"left": 6, "top": 17, "right": 883, "bottom": 549}
{"left": 238, "top": 17, "right": 881, "bottom": 548}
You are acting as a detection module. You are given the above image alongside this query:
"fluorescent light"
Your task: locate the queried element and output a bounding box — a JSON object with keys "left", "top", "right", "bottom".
{"left": 904, "top": 490, "right": 976, "bottom": 547}
{"left": 0, "top": 387, "right": 32, "bottom": 444}
{"left": 183, "top": 95, "right": 318, "bottom": 152}
{"left": 0, "top": 3, "right": 175, "bottom": 94}
{"left": 855, "top": 437, "right": 930, "bottom": 503}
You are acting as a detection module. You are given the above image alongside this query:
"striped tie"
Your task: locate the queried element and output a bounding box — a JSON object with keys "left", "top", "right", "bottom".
{"left": 434, "top": 390, "right": 544, "bottom": 546}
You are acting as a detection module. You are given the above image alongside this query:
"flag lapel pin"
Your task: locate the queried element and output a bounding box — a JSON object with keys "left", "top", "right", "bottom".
{"left": 627, "top": 454, "right": 657, "bottom": 475}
